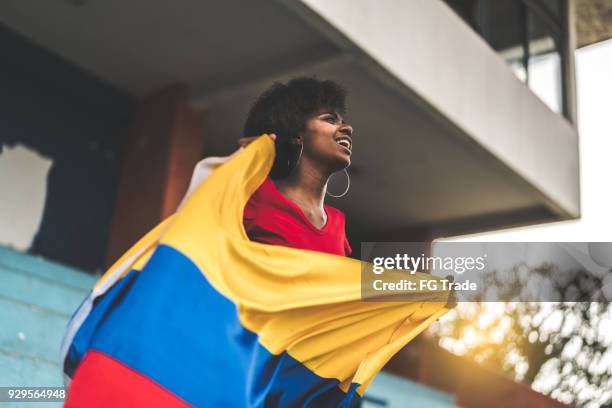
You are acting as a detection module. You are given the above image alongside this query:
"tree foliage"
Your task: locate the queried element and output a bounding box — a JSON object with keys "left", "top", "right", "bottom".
{"left": 433, "top": 263, "right": 612, "bottom": 407}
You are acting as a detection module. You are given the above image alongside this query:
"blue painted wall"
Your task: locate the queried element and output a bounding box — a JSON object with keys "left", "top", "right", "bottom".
{"left": 364, "top": 371, "right": 455, "bottom": 408}
{"left": 0, "top": 246, "right": 96, "bottom": 407}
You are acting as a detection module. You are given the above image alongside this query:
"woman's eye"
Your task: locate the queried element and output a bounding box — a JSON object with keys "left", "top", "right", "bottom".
{"left": 324, "top": 116, "right": 337, "bottom": 123}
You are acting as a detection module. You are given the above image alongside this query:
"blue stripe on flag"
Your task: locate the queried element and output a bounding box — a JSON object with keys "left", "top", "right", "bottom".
{"left": 67, "top": 244, "right": 360, "bottom": 407}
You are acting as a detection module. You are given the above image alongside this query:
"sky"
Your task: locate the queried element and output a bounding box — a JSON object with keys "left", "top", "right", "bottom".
{"left": 448, "top": 39, "right": 612, "bottom": 243}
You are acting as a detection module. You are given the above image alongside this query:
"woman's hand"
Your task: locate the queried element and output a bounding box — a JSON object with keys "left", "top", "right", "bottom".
{"left": 238, "top": 133, "right": 276, "bottom": 148}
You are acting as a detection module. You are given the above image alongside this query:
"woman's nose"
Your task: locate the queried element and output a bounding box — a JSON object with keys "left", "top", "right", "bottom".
{"left": 340, "top": 123, "right": 353, "bottom": 136}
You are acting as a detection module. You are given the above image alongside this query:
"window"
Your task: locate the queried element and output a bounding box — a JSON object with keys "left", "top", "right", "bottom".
{"left": 525, "top": 0, "right": 564, "bottom": 113}
{"left": 443, "top": 0, "right": 570, "bottom": 118}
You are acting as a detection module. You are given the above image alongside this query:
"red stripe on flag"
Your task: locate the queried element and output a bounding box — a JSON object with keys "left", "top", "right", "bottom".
{"left": 65, "top": 350, "right": 191, "bottom": 407}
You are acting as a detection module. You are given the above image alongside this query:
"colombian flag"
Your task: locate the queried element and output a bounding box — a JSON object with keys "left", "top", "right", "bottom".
{"left": 60, "top": 135, "right": 450, "bottom": 407}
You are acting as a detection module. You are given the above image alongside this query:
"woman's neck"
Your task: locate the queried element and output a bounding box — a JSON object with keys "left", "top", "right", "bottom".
{"left": 274, "top": 163, "right": 329, "bottom": 227}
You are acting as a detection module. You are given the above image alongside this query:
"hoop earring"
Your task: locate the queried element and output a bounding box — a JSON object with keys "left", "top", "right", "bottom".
{"left": 287, "top": 143, "right": 303, "bottom": 175}
{"left": 326, "top": 168, "right": 350, "bottom": 198}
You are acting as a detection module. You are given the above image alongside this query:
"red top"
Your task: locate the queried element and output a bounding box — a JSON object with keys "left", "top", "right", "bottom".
{"left": 243, "top": 177, "right": 352, "bottom": 256}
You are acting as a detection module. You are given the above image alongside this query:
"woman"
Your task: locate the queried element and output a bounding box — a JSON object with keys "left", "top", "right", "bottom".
{"left": 239, "top": 77, "right": 353, "bottom": 257}
{"left": 62, "top": 77, "right": 452, "bottom": 408}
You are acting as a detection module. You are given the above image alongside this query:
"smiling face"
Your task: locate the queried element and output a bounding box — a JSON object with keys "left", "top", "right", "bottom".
{"left": 299, "top": 109, "right": 353, "bottom": 174}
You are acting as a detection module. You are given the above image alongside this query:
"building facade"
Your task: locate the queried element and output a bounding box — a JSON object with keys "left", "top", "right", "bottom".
{"left": 0, "top": 0, "right": 584, "bottom": 406}
{"left": 0, "top": 0, "right": 580, "bottom": 269}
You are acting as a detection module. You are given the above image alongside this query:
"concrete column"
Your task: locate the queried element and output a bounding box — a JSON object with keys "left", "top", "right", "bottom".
{"left": 563, "top": 0, "right": 579, "bottom": 126}
{"left": 106, "top": 84, "right": 205, "bottom": 265}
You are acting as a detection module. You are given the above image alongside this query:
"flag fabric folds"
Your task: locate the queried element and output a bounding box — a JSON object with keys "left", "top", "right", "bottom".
{"left": 61, "top": 135, "right": 450, "bottom": 407}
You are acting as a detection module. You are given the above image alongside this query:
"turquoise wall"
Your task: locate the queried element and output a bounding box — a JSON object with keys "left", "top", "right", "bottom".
{"left": 0, "top": 246, "right": 96, "bottom": 407}
{"left": 364, "top": 371, "right": 455, "bottom": 407}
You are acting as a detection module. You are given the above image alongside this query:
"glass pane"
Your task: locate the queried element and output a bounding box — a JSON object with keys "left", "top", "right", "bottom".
{"left": 486, "top": 0, "right": 527, "bottom": 83}
{"left": 527, "top": 7, "right": 563, "bottom": 113}
{"left": 441, "top": 0, "right": 567, "bottom": 116}
{"left": 528, "top": 49, "right": 562, "bottom": 113}
{"left": 508, "top": 60, "right": 528, "bottom": 83}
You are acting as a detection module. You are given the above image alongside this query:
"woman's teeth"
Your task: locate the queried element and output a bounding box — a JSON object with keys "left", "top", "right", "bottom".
{"left": 336, "top": 139, "right": 351, "bottom": 150}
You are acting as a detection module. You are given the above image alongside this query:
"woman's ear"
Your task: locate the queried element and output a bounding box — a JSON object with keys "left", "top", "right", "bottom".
{"left": 270, "top": 134, "right": 302, "bottom": 180}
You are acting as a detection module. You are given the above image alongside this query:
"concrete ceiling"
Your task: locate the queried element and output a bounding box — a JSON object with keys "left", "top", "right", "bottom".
{"left": 0, "top": 0, "right": 565, "bottom": 240}
{"left": 0, "top": 0, "right": 338, "bottom": 97}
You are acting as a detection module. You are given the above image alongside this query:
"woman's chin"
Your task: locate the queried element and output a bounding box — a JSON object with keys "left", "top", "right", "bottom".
{"left": 332, "top": 155, "right": 351, "bottom": 171}
{"left": 317, "top": 151, "right": 351, "bottom": 173}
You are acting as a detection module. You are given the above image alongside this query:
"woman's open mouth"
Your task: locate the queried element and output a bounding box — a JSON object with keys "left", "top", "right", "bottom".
{"left": 335, "top": 136, "right": 352, "bottom": 154}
